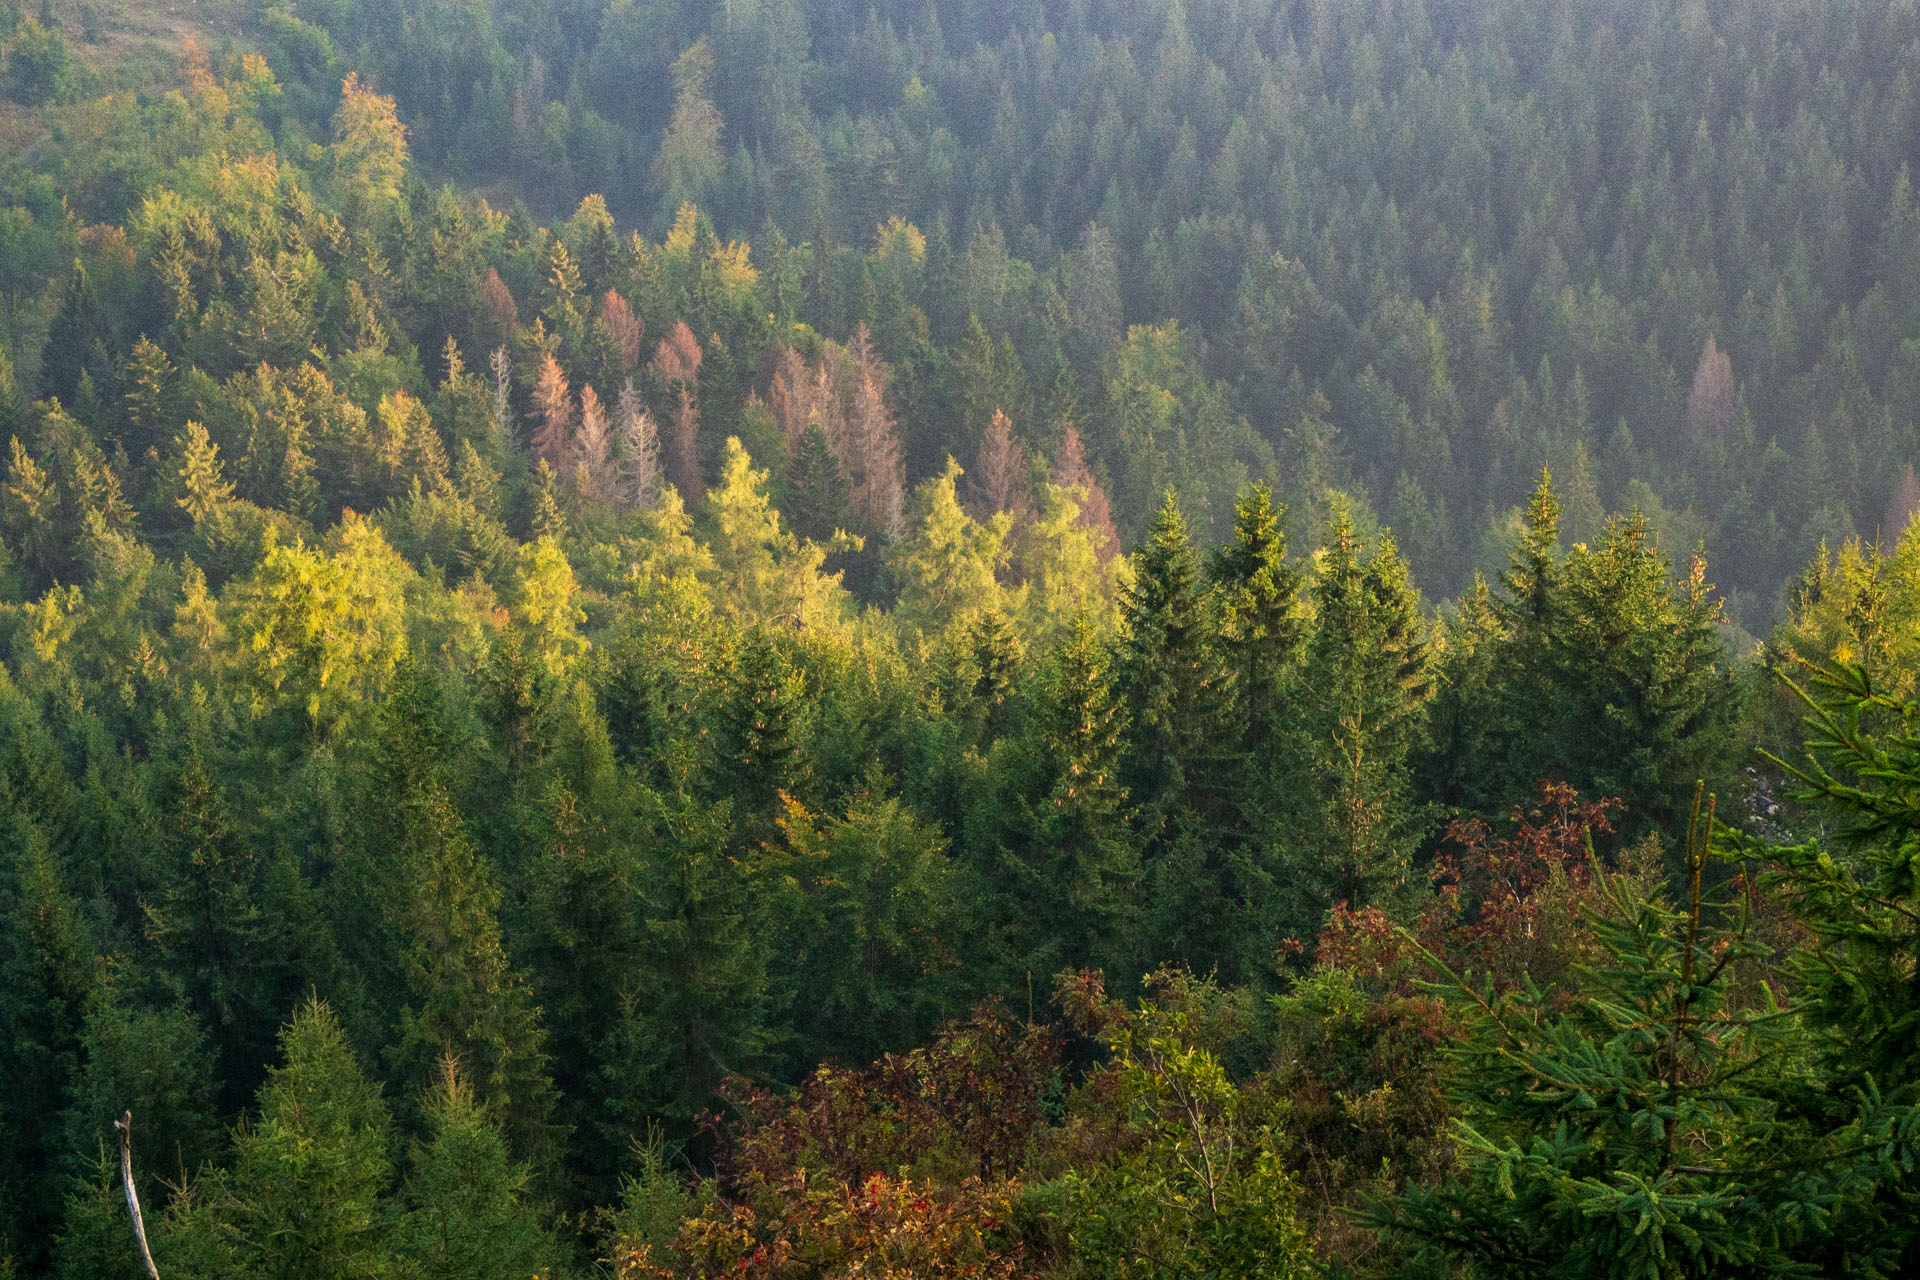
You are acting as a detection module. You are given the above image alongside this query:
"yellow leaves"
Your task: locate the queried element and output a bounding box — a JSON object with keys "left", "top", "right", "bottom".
{"left": 661, "top": 202, "right": 760, "bottom": 299}
{"left": 331, "top": 72, "right": 409, "bottom": 208}
{"left": 705, "top": 437, "right": 850, "bottom": 631}
{"left": 224, "top": 513, "right": 413, "bottom": 728}
{"left": 874, "top": 216, "right": 927, "bottom": 265}
{"left": 24, "top": 584, "right": 84, "bottom": 664}
{"left": 510, "top": 536, "right": 589, "bottom": 677}
{"left": 662, "top": 202, "right": 702, "bottom": 258}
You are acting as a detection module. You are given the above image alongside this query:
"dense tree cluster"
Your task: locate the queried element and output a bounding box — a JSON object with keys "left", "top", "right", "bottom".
{"left": 0, "top": 2, "right": 1917, "bottom": 1278}
{"left": 205, "top": 0, "right": 1920, "bottom": 630}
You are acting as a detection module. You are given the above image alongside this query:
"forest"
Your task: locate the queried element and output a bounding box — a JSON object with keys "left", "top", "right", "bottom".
{"left": 0, "top": 0, "right": 1918, "bottom": 1275}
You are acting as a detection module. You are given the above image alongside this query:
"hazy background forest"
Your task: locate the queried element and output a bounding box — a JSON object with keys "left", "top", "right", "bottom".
{"left": 2, "top": 0, "right": 1920, "bottom": 1276}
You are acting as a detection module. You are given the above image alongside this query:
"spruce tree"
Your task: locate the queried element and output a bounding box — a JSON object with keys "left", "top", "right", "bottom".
{"left": 41, "top": 259, "right": 110, "bottom": 407}
{"left": 984, "top": 614, "right": 1140, "bottom": 980}
{"left": 1279, "top": 503, "right": 1432, "bottom": 940}
{"left": 399, "top": 1059, "right": 558, "bottom": 1280}
{"left": 1208, "top": 481, "right": 1302, "bottom": 780}
{"left": 710, "top": 626, "right": 805, "bottom": 847}
{"left": 787, "top": 420, "right": 852, "bottom": 543}
{"left": 1116, "top": 489, "right": 1230, "bottom": 838}
{"left": 222, "top": 999, "right": 397, "bottom": 1280}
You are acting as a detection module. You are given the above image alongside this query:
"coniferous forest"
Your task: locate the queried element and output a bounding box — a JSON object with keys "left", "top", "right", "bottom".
{"left": 2, "top": 0, "right": 1920, "bottom": 1274}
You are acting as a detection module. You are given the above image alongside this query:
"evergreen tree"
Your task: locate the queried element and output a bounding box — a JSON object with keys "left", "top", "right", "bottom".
{"left": 359, "top": 660, "right": 560, "bottom": 1165}
{"left": 980, "top": 615, "right": 1140, "bottom": 979}
{"left": 786, "top": 420, "right": 852, "bottom": 543}
{"left": 1279, "top": 502, "right": 1432, "bottom": 940}
{"left": 528, "top": 353, "right": 573, "bottom": 473}
{"left": 614, "top": 381, "right": 662, "bottom": 510}
{"left": 398, "top": 1059, "right": 557, "bottom": 1280}
{"left": 120, "top": 335, "right": 176, "bottom": 463}
{"left": 1208, "top": 482, "right": 1302, "bottom": 754}
{"left": 887, "top": 459, "right": 1012, "bottom": 638}
{"left": 219, "top": 999, "right": 396, "bottom": 1280}
{"left": 0, "top": 346, "right": 24, "bottom": 441}
{"left": 0, "top": 818, "right": 94, "bottom": 1271}
{"left": 710, "top": 626, "right": 805, "bottom": 846}
{"left": 41, "top": 259, "right": 110, "bottom": 407}
{"left": 1116, "top": 490, "right": 1230, "bottom": 840}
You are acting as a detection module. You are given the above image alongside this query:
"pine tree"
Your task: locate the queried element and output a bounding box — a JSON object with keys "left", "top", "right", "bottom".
{"left": 0, "top": 819, "right": 95, "bottom": 1270}
{"left": 120, "top": 335, "right": 176, "bottom": 463}
{"left": 1684, "top": 332, "right": 1737, "bottom": 446}
{"left": 984, "top": 614, "right": 1140, "bottom": 978}
{"left": 488, "top": 347, "right": 513, "bottom": 441}
{"left": 654, "top": 322, "right": 704, "bottom": 502}
{"left": 41, "top": 259, "right": 110, "bottom": 407}
{"left": 888, "top": 459, "right": 1011, "bottom": 637}
{"left": 634, "top": 791, "right": 769, "bottom": 1122}
{"left": 479, "top": 269, "right": 519, "bottom": 353}
{"left": 1281, "top": 502, "right": 1432, "bottom": 937}
{"left": 767, "top": 342, "right": 820, "bottom": 459}
{"left": 3, "top": 433, "right": 61, "bottom": 582}
{"left": 1208, "top": 482, "right": 1301, "bottom": 741}
{"left": 527, "top": 459, "right": 567, "bottom": 541}
{"left": 968, "top": 407, "right": 1030, "bottom": 522}
{"left": 1117, "top": 490, "right": 1229, "bottom": 837}
{"left": 172, "top": 422, "right": 238, "bottom": 533}
{"left": 1050, "top": 425, "right": 1120, "bottom": 564}
{"left": 1380, "top": 744, "right": 1920, "bottom": 1275}
{"left": 1016, "top": 480, "right": 1111, "bottom": 638}
{"left": 706, "top": 437, "right": 849, "bottom": 629}
{"left": 540, "top": 239, "right": 585, "bottom": 348}
{"left": 0, "top": 345, "right": 24, "bottom": 441}
{"left": 968, "top": 606, "right": 1025, "bottom": 740}
{"left": 711, "top": 626, "right": 805, "bottom": 845}
{"left": 847, "top": 325, "right": 905, "bottom": 537}
{"left": 1885, "top": 463, "right": 1920, "bottom": 541}
{"left": 146, "top": 747, "right": 268, "bottom": 1104}
{"left": 1550, "top": 516, "right": 1735, "bottom": 832}
{"left": 597, "top": 288, "right": 644, "bottom": 375}
{"left": 363, "top": 660, "right": 561, "bottom": 1164}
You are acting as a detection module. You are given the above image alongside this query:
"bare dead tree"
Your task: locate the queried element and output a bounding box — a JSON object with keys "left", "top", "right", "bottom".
{"left": 114, "top": 1111, "right": 162, "bottom": 1280}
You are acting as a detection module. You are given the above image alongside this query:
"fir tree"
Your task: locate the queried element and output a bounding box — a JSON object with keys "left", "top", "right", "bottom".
{"left": 614, "top": 381, "right": 662, "bottom": 510}
{"left": 572, "top": 382, "right": 610, "bottom": 500}
{"left": 41, "top": 259, "right": 110, "bottom": 407}
{"left": 120, "top": 335, "right": 176, "bottom": 463}
{"left": 984, "top": 614, "right": 1139, "bottom": 979}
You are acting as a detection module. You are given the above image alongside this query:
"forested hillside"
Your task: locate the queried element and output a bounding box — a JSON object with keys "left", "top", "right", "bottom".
{"left": 1, "top": 0, "right": 1919, "bottom": 1276}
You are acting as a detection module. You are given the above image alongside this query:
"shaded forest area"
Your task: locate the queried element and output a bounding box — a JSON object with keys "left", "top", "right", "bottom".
{"left": 0, "top": 0, "right": 1918, "bottom": 1276}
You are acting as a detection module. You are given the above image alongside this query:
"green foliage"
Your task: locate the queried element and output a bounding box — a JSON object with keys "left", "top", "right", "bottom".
{"left": 1275, "top": 501, "right": 1432, "bottom": 937}
{"left": 2, "top": 14, "right": 71, "bottom": 105}
{"left": 1060, "top": 1001, "right": 1312, "bottom": 1280}
{"left": 1431, "top": 471, "right": 1739, "bottom": 831}
{"left": 5, "top": 11, "right": 1915, "bottom": 1275}
{"left": 216, "top": 998, "right": 397, "bottom": 1280}
{"left": 398, "top": 1060, "right": 559, "bottom": 1280}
